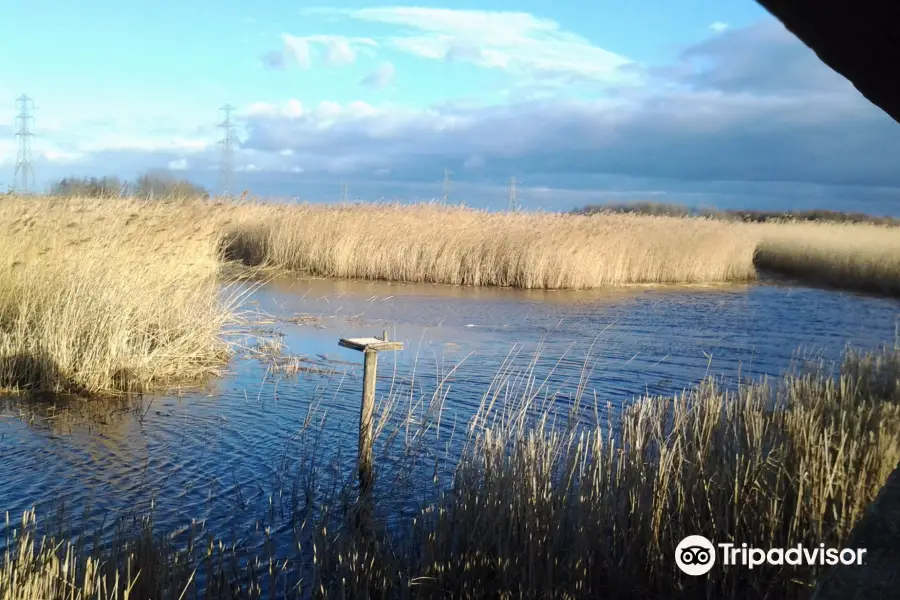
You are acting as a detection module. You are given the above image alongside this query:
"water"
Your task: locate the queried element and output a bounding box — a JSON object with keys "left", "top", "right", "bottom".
{"left": 1, "top": 276, "right": 898, "bottom": 549}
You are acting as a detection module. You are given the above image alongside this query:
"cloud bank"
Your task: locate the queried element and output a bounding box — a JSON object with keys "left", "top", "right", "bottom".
{"left": 10, "top": 13, "right": 900, "bottom": 212}
{"left": 345, "top": 7, "right": 633, "bottom": 85}
{"left": 240, "top": 19, "right": 899, "bottom": 188}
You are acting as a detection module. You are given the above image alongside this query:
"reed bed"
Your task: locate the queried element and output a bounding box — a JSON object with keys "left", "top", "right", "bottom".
{"left": 224, "top": 201, "right": 900, "bottom": 294}
{"left": 4, "top": 194, "right": 900, "bottom": 394}
{"left": 754, "top": 222, "right": 900, "bottom": 295}
{"left": 3, "top": 345, "right": 899, "bottom": 599}
{"left": 0, "top": 196, "right": 240, "bottom": 394}
{"left": 223, "top": 203, "right": 760, "bottom": 288}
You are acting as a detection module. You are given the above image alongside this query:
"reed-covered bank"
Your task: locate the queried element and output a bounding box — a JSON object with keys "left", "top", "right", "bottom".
{"left": 574, "top": 201, "right": 900, "bottom": 226}
{"left": 4, "top": 194, "right": 900, "bottom": 394}
{"left": 223, "top": 201, "right": 900, "bottom": 293}
{"left": 8, "top": 195, "right": 900, "bottom": 294}
{"left": 3, "top": 345, "right": 899, "bottom": 599}
{"left": 224, "top": 203, "right": 759, "bottom": 288}
{"left": 0, "top": 196, "right": 239, "bottom": 395}
{"left": 754, "top": 222, "right": 900, "bottom": 296}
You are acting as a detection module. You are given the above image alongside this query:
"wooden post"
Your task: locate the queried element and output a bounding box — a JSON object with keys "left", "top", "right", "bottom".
{"left": 359, "top": 348, "right": 378, "bottom": 495}
{"left": 338, "top": 332, "right": 403, "bottom": 501}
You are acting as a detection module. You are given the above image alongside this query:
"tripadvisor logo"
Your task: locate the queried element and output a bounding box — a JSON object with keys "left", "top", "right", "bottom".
{"left": 676, "top": 536, "right": 716, "bottom": 575}
{"left": 675, "top": 535, "right": 867, "bottom": 576}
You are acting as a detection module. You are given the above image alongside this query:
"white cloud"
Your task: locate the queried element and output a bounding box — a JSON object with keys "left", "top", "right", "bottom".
{"left": 361, "top": 62, "right": 396, "bottom": 89}
{"left": 245, "top": 99, "right": 304, "bottom": 119}
{"left": 346, "top": 7, "right": 632, "bottom": 84}
{"left": 282, "top": 34, "right": 312, "bottom": 69}
{"left": 249, "top": 99, "right": 382, "bottom": 127}
{"left": 285, "top": 99, "right": 305, "bottom": 117}
{"left": 17, "top": 20, "right": 900, "bottom": 213}
{"left": 244, "top": 101, "right": 278, "bottom": 116}
{"left": 269, "top": 34, "right": 377, "bottom": 70}
{"left": 709, "top": 22, "right": 730, "bottom": 32}
{"left": 0, "top": 140, "right": 15, "bottom": 166}
{"left": 168, "top": 158, "right": 188, "bottom": 170}
{"left": 323, "top": 37, "right": 357, "bottom": 66}
{"left": 232, "top": 22, "right": 900, "bottom": 189}
{"left": 44, "top": 149, "right": 85, "bottom": 163}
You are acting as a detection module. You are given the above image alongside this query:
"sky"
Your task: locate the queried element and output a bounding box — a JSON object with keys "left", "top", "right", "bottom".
{"left": 2, "top": 0, "right": 899, "bottom": 213}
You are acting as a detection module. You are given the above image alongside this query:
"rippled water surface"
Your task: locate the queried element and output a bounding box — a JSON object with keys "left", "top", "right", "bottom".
{"left": 2, "top": 276, "right": 898, "bottom": 544}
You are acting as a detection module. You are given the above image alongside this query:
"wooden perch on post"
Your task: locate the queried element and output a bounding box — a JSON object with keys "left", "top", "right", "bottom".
{"left": 338, "top": 331, "right": 404, "bottom": 502}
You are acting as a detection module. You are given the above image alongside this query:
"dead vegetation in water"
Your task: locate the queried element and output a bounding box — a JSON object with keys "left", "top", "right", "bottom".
{"left": 244, "top": 331, "right": 340, "bottom": 376}
{"left": 3, "top": 345, "right": 899, "bottom": 599}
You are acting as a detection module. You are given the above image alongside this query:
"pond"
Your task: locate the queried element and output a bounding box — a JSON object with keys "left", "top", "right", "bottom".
{"left": 1, "top": 275, "right": 898, "bottom": 550}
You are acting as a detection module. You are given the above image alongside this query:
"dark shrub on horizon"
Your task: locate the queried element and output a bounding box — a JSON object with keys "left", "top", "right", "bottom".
{"left": 49, "top": 175, "right": 126, "bottom": 198}
{"left": 572, "top": 201, "right": 900, "bottom": 226}
{"left": 48, "top": 171, "right": 209, "bottom": 200}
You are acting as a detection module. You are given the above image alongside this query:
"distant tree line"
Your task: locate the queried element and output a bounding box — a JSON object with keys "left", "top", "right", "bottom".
{"left": 49, "top": 171, "right": 209, "bottom": 199}
{"left": 573, "top": 201, "right": 900, "bottom": 226}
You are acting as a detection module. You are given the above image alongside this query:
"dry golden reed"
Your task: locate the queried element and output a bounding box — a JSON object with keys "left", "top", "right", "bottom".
{"left": 4, "top": 194, "right": 900, "bottom": 395}
{"left": 754, "top": 221, "right": 900, "bottom": 295}
{"left": 224, "top": 201, "right": 900, "bottom": 293}
{"left": 224, "top": 203, "right": 760, "bottom": 288}
{"left": 0, "top": 196, "right": 240, "bottom": 395}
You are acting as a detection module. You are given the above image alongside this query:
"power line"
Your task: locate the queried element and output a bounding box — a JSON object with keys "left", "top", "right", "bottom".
{"left": 14, "top": 94, "right": 35, "bottom": 194}
{"left": 507, "top": 176, "right": 518, "bottom": 212}
{"left": 217, "top": 104, "right": 237, "bottom": 196}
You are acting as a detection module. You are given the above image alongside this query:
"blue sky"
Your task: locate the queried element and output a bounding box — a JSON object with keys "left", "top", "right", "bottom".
{"left": 2, "top": 1, "right": 900, "bottom": 212}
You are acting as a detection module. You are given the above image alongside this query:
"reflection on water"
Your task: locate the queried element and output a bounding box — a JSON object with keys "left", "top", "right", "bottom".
{"left": 1, "top": 276, "right": 898, "bottom": 547}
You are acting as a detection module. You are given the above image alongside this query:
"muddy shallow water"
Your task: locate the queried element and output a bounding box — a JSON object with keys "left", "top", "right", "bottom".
{"left": 1, "top": 276, "right": 898, "bottom": 547}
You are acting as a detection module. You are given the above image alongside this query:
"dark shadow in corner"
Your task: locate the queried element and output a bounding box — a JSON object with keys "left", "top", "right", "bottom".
{"left": 219, "top": 227, "right": 268, "bottom": 266}
{"left": 753, "top": 251, "right": 900, "bottom": 301}
{"left": 1, "top": 353, "right": 94, "bottom": 398}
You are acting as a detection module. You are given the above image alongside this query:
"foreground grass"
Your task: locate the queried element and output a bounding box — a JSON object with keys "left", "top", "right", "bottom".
{"left": 2, "top": 345, "right": 899, "bottom": 599}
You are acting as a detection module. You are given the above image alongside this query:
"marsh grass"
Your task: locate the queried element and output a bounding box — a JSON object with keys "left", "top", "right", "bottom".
{"left": 222, "top": 203, "right": 761, "bottom": 288}
{"left": 3, "top": 193, "right": 900, "bottom": 395}
{"left": 3, "top": 344, "right": 899, "bottom": 599}
{"left": 222, "top": 201, "right": 900, "bottom": 294}
{"left": 754, "top": 223, "right": 900, "bottom": 296}
{"left": 0, "top": 196, "right": 248, "bottom": 395}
